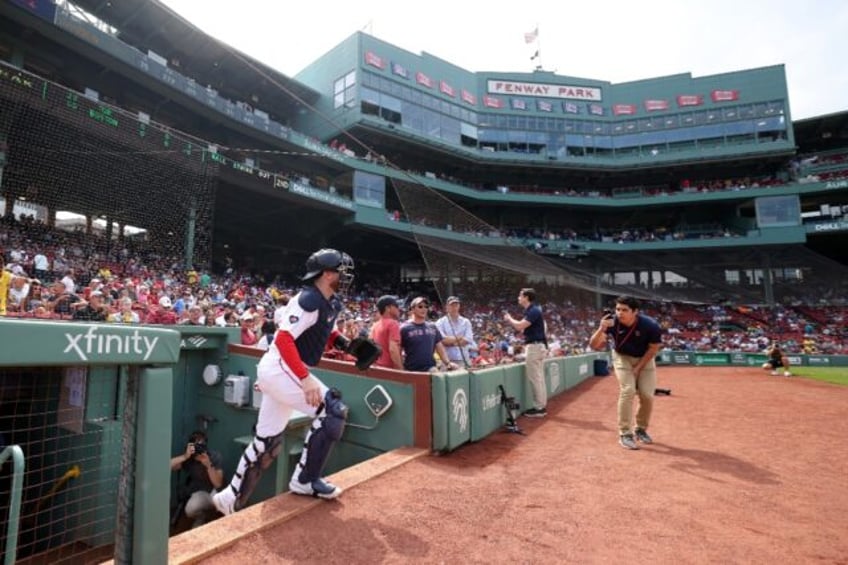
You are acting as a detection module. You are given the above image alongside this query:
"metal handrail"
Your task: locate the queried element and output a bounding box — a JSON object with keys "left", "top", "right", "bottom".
{"left": 1, "top": 445, "right": 25, "bottom": 565}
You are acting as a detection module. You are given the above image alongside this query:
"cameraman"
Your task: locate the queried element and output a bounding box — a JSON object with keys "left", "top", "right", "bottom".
{"left": 590, "top": 296, "right": 662, "bottom": 451}
{"left": 170, "top": 430, "right": 224, "bottom": 528}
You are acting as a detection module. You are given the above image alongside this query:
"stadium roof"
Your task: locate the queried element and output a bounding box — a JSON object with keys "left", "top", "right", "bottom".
{"left": 65, "top": 0, "right": 320, "bottom": 120}
{"left": 793, "top": 110, "right": 848, "bottom": 153}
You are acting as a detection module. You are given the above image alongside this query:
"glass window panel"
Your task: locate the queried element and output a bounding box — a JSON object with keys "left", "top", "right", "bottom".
{"left": 594, "top": 135, "right": 612, "bottom": 149}
{"left": 724, "top": 120, "right": 754, "bottom": 135}
{"left": 380, "top": 94, "right": 401, "bottom": 112}
{"left": 767, "top": 100, "right": 784, "bottom": 115}
{"left": 756, "top": 116, "right": 786, "bottom": 131}
{"left": 344, "top": 70, "right": 356, "bottom": 88}
{"left": 361, "top": 87, "right": 380, "bottom": 104}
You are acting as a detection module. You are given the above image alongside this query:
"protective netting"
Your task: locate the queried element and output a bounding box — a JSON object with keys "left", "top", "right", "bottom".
{"left": 386, "top": 177, "right": 707, "bottom": 307}
{"left": 0, "top": 61, "right": 217, "bottom": 289}
{"left": 382, "top": 174, "right": 848, "bottom": 309}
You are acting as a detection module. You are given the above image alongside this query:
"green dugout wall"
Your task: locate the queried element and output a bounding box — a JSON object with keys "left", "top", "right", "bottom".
{"left": 0, "top": 319, "right": 181, "bottom": 565}
{"left": 432, "top": 353, "right": 607, "bottom": 452}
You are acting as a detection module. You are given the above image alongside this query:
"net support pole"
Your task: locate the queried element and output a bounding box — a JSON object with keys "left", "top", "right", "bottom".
{"left": 115, "top": 367, "right": 139, "bottom": 564}
{"left": 763, "top": 255, "right": 775, "bottom": 307}
{"left": 184, "top": 196, "right": 197, "bottom": 270}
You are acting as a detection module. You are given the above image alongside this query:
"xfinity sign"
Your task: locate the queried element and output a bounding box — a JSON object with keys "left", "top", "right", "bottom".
{"left": 64, "top": 326, "right": 159, "bottom": 361}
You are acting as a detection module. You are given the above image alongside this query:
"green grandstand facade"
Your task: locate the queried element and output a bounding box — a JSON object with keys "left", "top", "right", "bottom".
{"left": 294, "top": 32, "right": 795, "bottom": 167}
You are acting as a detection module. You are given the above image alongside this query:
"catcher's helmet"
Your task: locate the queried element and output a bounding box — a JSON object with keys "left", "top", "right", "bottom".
{"left": 302, "top": 248, "right": 354, "bottom": 294}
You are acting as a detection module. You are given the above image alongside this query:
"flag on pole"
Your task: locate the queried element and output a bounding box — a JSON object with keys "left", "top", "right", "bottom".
{"left": 524, "top": 27, "right": 538, "bottom": 44}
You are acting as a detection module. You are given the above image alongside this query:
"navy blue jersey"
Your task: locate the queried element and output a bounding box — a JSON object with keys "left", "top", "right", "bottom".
{"left": 400, "top": 321, "right": 443, "bottom": 371}
{"left": 523, "top": 303, "right": 546, "bottom": 343}
{"left": 271, "top": 285, "right": 343, "bottom": 366}
{"left": 605, "top": 313, "right": 662, "bottom": 357}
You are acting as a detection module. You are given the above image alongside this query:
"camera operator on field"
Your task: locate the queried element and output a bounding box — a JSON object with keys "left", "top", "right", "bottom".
{"left": 170, "top": 430, "right": 224, "bottom": 529}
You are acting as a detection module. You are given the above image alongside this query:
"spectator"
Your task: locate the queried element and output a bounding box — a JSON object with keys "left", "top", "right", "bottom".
{"left": 369, "top": 295, "right": 403, "bottom": 369}
{"left": 239, "top": 311, "right": 258, "bottom": 345}
{"left": 61, "top": 269, "right": 76, "bottom": 294}
{"left": 400, "top": 296, "right": 456, "bottom": 372}
{"left": 147, "top": 296, "right": 179, "bottom": 325}
{"left": 6, "top": 276, "right": 30, "bottom": 313}
{"left": 435, "top": 296, "right": 476, "bottom": 366}
{"left": 22, "top": 280, "right": 46, "bottom": 314}
{"left": 32, "top": 248, "right": 50, "bottom": 281}
{"left": 46, "top": 280, "right": 83, "bottom": 317}
{"left": 110, "top": 296, "right": 140, "bottom": 323}
{"left": 255, "top": 320, "right": 277, "bottom": 351}
{"left": 72, "top": 291, "right": 109, "bottom": 321}
{"left": 180, "top": 305, "right": 205, "bottom": 326}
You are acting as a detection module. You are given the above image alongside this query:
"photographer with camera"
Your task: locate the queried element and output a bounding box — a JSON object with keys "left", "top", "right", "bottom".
{"left": 170, "top": 430, "right": 224, "bottom": 528}
{"left": 590, "top": 296, "right": 662, "bottom": 450}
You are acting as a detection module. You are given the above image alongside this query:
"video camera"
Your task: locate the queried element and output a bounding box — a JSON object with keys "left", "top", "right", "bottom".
{"left": 498, "top": 385, "right": 523, "bottom": 435}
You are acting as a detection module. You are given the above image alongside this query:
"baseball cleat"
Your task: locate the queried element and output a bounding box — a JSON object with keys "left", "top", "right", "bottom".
{"left": 212, "top": 487, "right": 237, "bottom": 516}
{"left": 289, "top": 477, "right": 342, "bottom": 499}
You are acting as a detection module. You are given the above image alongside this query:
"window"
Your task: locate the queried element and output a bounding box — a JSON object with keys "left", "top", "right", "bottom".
{"left": 333, "top": 70, "right": 356, "bottom": 109}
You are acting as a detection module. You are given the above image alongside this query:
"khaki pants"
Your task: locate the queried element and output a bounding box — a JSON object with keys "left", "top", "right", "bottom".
{"left": 524, "top": 343, "right": 547, "bottom": 409}
{"left": 612, "top": 351, "right": 656, "bottom": 435}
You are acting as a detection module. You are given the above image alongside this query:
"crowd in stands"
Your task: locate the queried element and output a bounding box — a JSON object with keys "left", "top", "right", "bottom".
{"left": 3, "top": 215, "right": 847, "bottom": 361}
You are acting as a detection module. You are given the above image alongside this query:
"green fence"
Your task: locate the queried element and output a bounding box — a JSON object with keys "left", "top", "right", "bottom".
{"left": 432, "top": 353, "right": 607, "bottom": 452}
{"left": 657, "top": 350, "right": 848, "bottom": 367}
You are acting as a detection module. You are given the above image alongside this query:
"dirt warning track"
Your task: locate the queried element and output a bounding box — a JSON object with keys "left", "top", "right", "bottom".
{"left": 179, "top": 367, "right": 848, "bottom": 564}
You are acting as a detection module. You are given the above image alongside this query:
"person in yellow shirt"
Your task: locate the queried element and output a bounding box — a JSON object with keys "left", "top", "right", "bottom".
{"left": 0, "top": 264, "right": 11, "bottom": 315}
{"left": 0, "top": 256, "right": 31, "bottom": 316}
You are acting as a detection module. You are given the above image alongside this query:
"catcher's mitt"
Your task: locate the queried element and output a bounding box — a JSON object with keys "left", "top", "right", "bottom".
{"left": 346, "top": 337, "right": 382, "bottom": 371}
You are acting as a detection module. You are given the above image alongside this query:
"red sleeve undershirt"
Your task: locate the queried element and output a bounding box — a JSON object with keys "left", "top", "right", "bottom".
{"left": 274, "top": 331, "right": 308, "bottom": 379}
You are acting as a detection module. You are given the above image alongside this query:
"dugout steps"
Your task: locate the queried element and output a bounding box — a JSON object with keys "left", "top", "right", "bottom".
{"left": 162, "top": 446, "right": 429, "bottom": 565}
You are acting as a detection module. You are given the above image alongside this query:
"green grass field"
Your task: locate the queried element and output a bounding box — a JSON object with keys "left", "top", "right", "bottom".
{"left": 792, "top": 367, "right": 848, "bottom": 386}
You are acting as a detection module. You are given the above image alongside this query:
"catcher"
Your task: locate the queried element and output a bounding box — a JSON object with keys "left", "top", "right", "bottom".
{"left": 213, "top": 248, "right": 380, "bottom": 516}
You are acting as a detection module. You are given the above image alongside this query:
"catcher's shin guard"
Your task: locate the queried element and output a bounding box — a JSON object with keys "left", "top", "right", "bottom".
{"left": 292, "top": 388, "right": 348, "bottom": 484}
{"left": 229, "top": 432, "right": 284, "bottom": 511}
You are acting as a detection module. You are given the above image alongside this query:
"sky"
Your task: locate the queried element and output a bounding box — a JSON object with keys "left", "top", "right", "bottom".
{"left": 159, "top": 0, "right": 848, "bottom": 120}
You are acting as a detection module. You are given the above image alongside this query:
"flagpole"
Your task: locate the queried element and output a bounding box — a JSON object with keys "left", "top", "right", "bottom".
{"left": 536, "top": 26, "right": 542, "bottom": 70}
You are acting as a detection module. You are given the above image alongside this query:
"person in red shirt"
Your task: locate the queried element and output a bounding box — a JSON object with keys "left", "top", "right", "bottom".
{"left": 239, "top": 312, "right": 258, "bottom": 345}
{"left": 146, "top": 296, "right": 178, "bottom": 325}
{"left": 369, "top": 295, "right": 403, "bottom": 369}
